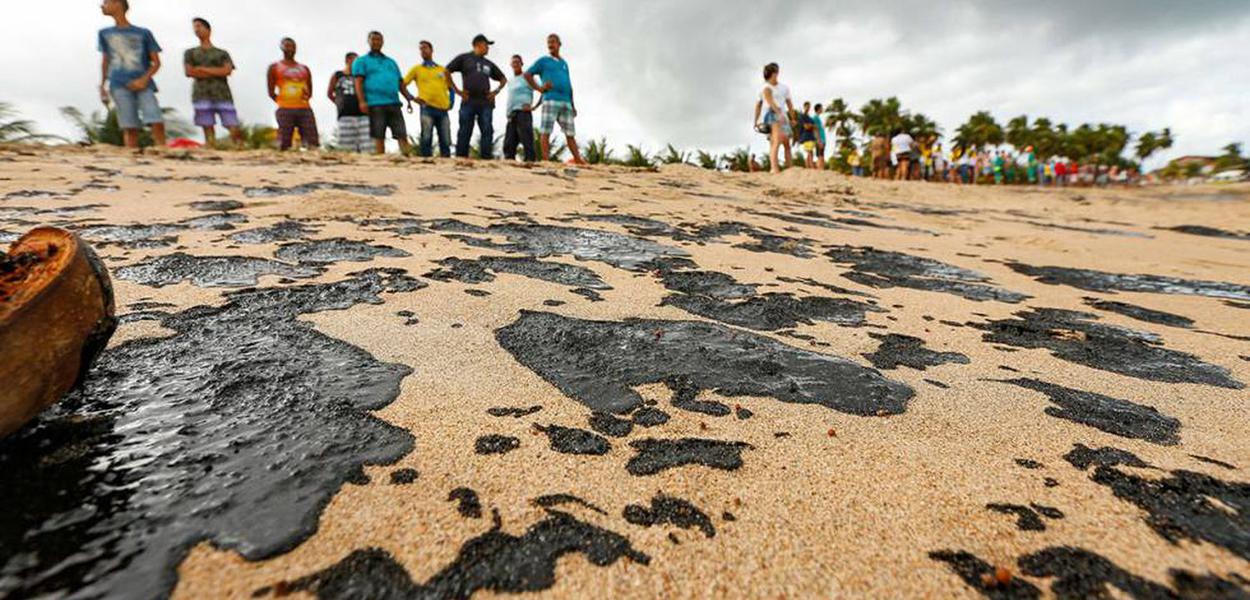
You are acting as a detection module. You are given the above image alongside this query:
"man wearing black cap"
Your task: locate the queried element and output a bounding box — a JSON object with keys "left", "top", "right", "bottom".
{"left": 445, "top": 34, "right": 506, "bottom": 159}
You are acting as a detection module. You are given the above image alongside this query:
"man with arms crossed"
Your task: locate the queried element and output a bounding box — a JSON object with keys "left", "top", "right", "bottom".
{"left": 98, "top": 0, "right": 165, "bottom": 148}
{"left": 184, "top": 17, "right": 242, "bottom": 147}
{"left": 525, "top": 34, "right": 585, "bottom": 164}
{"left": 267, "top": 37, "right": 318, "bottom": 151}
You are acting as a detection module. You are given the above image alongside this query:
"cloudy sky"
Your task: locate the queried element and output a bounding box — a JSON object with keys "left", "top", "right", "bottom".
{"left": 4, "top": 1, "right": 1247, "bottom": 167}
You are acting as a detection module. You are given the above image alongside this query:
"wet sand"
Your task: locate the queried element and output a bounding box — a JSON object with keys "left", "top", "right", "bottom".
{"left": 1, "top": 145, "right": 1248, "bottom": 599}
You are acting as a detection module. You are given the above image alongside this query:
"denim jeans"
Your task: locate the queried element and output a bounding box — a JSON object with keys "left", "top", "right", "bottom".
{"left": 419, "top": 107, "right": 451, "bottom": 157}
{"left": 456, "top": 103, "right": 494, "bottom": 159}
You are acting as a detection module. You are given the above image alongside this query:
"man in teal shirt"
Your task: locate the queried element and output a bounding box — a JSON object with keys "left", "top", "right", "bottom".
{"left": 524, "top": 34, "right": 584, "bottom": 164}
{"left": 352, "top": 31, "right": 415, "bottom": 155}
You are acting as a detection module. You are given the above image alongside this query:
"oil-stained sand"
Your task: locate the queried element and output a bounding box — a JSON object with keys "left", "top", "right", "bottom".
{"left": 0, "top": 147, "right": 1247, "bottom": 600}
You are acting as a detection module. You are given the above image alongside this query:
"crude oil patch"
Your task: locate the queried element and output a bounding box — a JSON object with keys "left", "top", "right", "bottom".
{"left": 827, "top": 246, "right": 1028, "bottom": 303}
{"left": 448, "top": 223, "right": 689, "bottom": 271}
{"left": 985, "top": 503, "right": 1064, "bottom": 532}
{"left": 425, "top": 256, "right": 610, "bottom": 290}
{"left": 76, "top": 213, "right": 248, "bottom": 248}
{"left": 0, "top": 269, "right": 422, "bottom": 599}
{"left": 187, "top": 199, "right": 244, "bottom": 212}
{"left": 242, "top": 181, "right": 396, "bottom": 198}
{"left": 115, "top": 252, "right": 323, "bottom": 288}
{"left": 1083, "top": 298, "right": 1195, "bottom": 328}
{"left": 929, "top": 547, "right": 1246, "bottom": 598}
{"left": 1066, "top": 445, "right": 1250, "bottom": 561}
{"left": 623, "top": 494, "right": 716, "bottom": 538}
{"left": 1161, "top": 225, "right": 1250, "bottom": 241}
{"left": 652, "top": 259, "right": 881, "bottom": 331}
{"left": 862, "top": 333, "right": 970, "bottom": 371}
{"left": 626, "top": 438, "right": 752, "bottom": 476}
{"left": 536, "top": 424, "right": 611, "bottom": 455}
{"left": 274, "top": 238, "right": 411, "bottom": 265}
{"left": 999, "top": 378, "right": 1181, "bottom": 445}
{"left": 976, "top": 308, "right": 1243, "bottom": 389}
{"left": 495, "top": 311, "right": 914, "bottom": 416}
{"left": 228, "top": 220, "right": 320, "bottom": 244}
{"left": 265, "top": 510, "right": 649, "bottom": 599}
{"left": 1007, "top": 262, "right": 1250, "bottom": 301}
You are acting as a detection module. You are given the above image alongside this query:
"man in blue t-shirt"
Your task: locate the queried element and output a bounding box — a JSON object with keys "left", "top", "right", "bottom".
{"left": 352, "top": 31, "right": 415, "bottom": 155}
{"left": 524, "top": 34, "right": 584, "bottom": 164}
{"left": 98, "top": 0, "right": 165, "bottom": 148}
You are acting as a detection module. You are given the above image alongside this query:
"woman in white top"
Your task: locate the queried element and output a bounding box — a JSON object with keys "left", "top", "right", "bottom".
{"left": 753, "top": 62, "right": 795, "bottom": 174}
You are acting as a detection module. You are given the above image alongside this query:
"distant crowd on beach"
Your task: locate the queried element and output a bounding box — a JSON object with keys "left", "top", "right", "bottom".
{"left": 754, "top": 62, "right": 1148, "bottom": 186}
{"left": 96, "top": 0, "right": 585, "bottom": 162}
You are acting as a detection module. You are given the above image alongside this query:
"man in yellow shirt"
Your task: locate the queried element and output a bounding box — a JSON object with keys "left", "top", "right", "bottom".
{"left": 403, "top": 40, "right": 454, "bottom": 157}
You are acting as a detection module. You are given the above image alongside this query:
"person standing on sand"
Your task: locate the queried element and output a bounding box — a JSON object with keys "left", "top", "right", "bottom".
{"left": 267, "top": 38, "right": 318, "bottom": 151}
{"left": 353, "top": 31, "right": 414, "bottom": 156}
{"left": 503, "top": 55, "right": 537, "bottom": 162}
{"left": 891, "top": 129, "right": 914, "bottom": 181}
{"left": 849, "top": 149, "right": 863, "bottom": 177}
{"left": 447, "top": 34, "right": 506, "bottom": 160}
{"left": 798, "top": 102, "right": 818, "bottom": 169}
{"left": 870, "top": 134, "right": 889, "bottom": 179}
{"left": 184, "top": 18, "right": 241, "bottom": 148}
{"left": 328, "top": 53, "right": 369, "bottom": 153}
{"left": 403, "top": 41, "right": 454, "bottom": 158}
{"left": 98, "top": 0, "right": 165, "bottom": 149}
{"left": 526, "top": 34, "right": 585, "bottom": 164}
{"left": 812, "top": 103, "right": 827, "bottom": 170}
{"left": 753, "top": 63, "right": 793, "bottom": 174}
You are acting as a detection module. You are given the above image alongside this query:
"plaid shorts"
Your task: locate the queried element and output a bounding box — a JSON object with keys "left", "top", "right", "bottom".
{"left": 538, "top": 100, "right": 575, "bottom": 136}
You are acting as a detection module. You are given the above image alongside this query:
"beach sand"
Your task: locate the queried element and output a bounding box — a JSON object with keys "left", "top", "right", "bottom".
{"left": 2, "top": 145, "right": 1248, "bottom": 599}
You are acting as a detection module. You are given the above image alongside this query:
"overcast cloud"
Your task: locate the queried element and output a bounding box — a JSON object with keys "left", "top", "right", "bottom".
{"left": 2, "top": 1, "right": 1246, "bottom": 167}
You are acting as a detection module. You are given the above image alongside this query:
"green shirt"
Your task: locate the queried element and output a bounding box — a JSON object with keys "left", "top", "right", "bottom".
{"left": 184, "top": 46, "right": 234, "bottom": 102}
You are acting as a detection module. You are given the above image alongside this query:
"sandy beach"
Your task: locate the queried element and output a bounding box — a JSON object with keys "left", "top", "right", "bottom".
{"left": 1, "top": 145, "right": 1248, "bottom": 599}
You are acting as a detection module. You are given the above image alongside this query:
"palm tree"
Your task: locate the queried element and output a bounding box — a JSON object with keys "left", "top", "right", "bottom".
{"left": 61, "top": 105, "right": 193, "bottom": 147}
{"left": 1134, "top": 128, "right": 1174, "bottom": 164}
{"left": 722, "top": 147, "right": 754, "bottom": 172}
{"left": 658, "top": 144, "right": 688, "bottom": 165}
{"left": 822, "top": 98, "right": 860, "bottom": 155}
{"left": 584, "top": 137, "right": 614, "bottom": 165}
{"left": 905, "top": 112, "right": 941, "bottom": 144}
{"left": 695, "top": 149, "right": 718, "bottom": 170}
{"left": 857, "top": 97, "right": 906, "bottom": 137}
{"left": 0, "top": 103, "right": 59, "bottom": 143}
{"left": 1005, "top": 115, "right": 1032, "bottom": 150}
{"left": 622, "top": 145, "right": 654, "bottom": 168}
{"left": 953, "top": 111, "right": 1004, "bottom": 152}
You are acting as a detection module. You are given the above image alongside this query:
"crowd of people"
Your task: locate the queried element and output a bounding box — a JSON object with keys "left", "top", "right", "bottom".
{"left": 96, "top": 0, "right": 584, "bottom": 162}
{"left": 752, "top": 62, "right": 1142, "bottom": 185}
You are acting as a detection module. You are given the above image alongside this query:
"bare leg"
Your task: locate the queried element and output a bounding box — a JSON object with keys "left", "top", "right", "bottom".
{"left": 151, "top": 123, "right": 167, "bottom": 147}
{"left": 202, "top": 126, "right": 216, "bottom": 148}
{"left": 398, "top": 137, "right": 411, "bottom": 155}
{"left": 374, "top": 139, "right": 386, "bottom": 155}
{"left": 123, "top": 129, "right": 140, "bottom": 149}
{"left": 540, "top": 134, "right": 551, "bottom": 162}
{"left": 228, "top": 126, "right": 244, "bottom": 147}
{"left": 566, "top": 136, "right": 584, "bottom": 165}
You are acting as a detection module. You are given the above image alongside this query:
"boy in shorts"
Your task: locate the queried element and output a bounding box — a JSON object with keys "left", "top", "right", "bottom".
{"left": 184, "top": 17, "right": 242, "bottom": 147}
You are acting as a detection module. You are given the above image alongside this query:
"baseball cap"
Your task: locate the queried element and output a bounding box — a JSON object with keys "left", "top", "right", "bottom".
{"left": 472, "top": 34, "right": 495, "bottom": 46}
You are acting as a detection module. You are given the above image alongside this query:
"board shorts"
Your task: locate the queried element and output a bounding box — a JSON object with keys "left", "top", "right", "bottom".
{"left": 110, "top": 86, "right": 163, "bottom": 130}
{"left": 193, "top": 100, "right": 240, "bottom": 128}
{"left": 539, "top": 100, "right": 576, "bottom": 136}
{"left": 368, "top": 104, "right": 407, "bottom": 140}
{"left": 802, "top": 141, "right": 817, "bottom": 153}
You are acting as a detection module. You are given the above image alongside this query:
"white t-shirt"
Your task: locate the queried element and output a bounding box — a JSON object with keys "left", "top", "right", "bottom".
{"left": 891, "top": 133, "right": 914, "bottom": 155}
{"left": 760, "top": 83, "right": 791, "bottom": 115}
